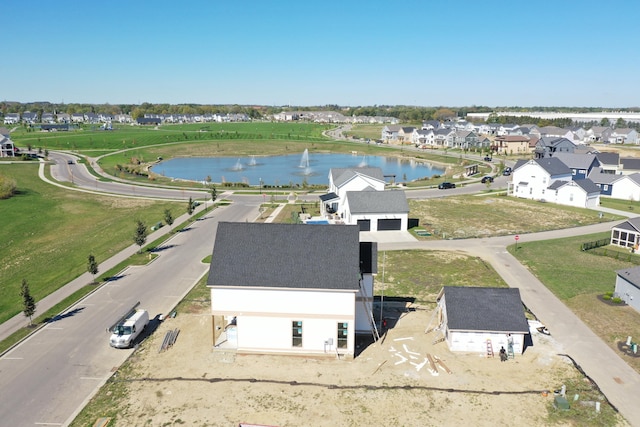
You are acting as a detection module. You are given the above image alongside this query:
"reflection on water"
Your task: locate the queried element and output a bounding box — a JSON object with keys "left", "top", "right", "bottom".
{"left": 152, "top": 153, "right": 445, "bottom": 186}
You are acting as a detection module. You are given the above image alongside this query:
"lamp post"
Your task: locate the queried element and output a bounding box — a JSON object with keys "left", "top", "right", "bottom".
{"left": 259, "top": 177, "right": 262, "bottom": 194}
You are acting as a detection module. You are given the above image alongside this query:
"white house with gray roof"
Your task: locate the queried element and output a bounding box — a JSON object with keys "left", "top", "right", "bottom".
{"left": 511, "top": 157, "right": 572, "bottom": 201}
{"left": 547, "top": 179, "right": 600, "bottom": 208}
{"left": 435, "top": 287, "right": 530, "bottom": 355}
{"left": 325, "top": 167, "right": 386, "bottom": 217}
{"left": 207, "top": 222, "right": 378, "bottom": 358}
{"left": 342, "top": 189, "right": 409, "bottom": 231}
{"left": 615, "top": 266, "right": 640, "bottom": 312}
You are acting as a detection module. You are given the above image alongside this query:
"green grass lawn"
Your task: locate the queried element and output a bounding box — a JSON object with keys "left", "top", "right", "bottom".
{"left": 509, "top": 232, "right": 640, "bottom": 374}
{"left": 0, "top": 164, "right": 181, "bottom": 324}
{"left": 10, "top": 122, "right": 332, "bottom": 152}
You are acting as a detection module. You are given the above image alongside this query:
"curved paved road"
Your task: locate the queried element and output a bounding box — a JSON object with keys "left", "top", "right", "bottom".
{"left": 379, "top": 225, "right": 640, "bottom": 424}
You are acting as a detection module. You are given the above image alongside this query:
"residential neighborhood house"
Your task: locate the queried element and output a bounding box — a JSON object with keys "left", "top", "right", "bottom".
{"left": 207, "top": 222, "right": 378, "bottom": 358}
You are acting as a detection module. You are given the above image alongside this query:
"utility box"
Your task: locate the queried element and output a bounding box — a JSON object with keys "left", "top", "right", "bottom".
{"left": 554, "top": 396, "right": 570, "bottom": 411}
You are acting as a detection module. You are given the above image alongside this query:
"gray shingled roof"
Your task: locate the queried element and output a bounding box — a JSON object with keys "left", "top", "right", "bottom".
{"left": 613, "top": 217, "right": 640, "bottom": 233}
{"left": 443, "top": 287, "right": 529, "bottom": 333}
{"left": 621, "top": 158, "right": 640, "bottom": 171}
{"left": 319, "top": 192, "right": 339, "bottom": 202}
{"left": 588, "top": 170, "right": 619, "bottom": 184}
{"left": 617, "top": 266, "right": 640, "bottom": 289}
{"left": 553, "top": 153, "right": 599, "bottom": 170}
{"left": 547, "top": 180, "right": 568, "bottom": 190}
{"left": 596, "top": 152, "right": 620, "bottom": 166}
{"left": 345, "top": 190, "right": 409, "bottom": 214}
{"left": 534, "top": 157, "right": 572, "bottom": 176}
{"left": 574, "top": 179, "right": 601, "bottom": 194}
{"left": 207, "top": 222, "right": 361, "bottom": 291}
{"left": 330, "top": 167, "right": 385, "bottom": 187}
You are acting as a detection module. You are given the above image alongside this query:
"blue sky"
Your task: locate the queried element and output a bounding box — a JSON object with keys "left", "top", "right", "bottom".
{"left": 3, "top": 0, "right": 638, "bottom": 107}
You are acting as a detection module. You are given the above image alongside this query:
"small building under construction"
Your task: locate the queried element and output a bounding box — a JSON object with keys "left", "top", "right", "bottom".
{"left": 432, "top": 286, "right": 530, "bottom": 356}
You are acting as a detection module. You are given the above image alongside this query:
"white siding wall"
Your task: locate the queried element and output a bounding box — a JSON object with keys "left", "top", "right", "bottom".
{"left": 611, "top": 177, "right": 640, "bottom": 201}
{"left": 615, "top": 276, "right": 640, "bottom": 312}
{"left": 211, "top": 288, "right": 357, "bottom": 356}
{"left": 212, "top": 288, "right": 355, "bottom": 316}
{"left": 513, "top": 163, "right": 551, "bottom": 200}
{"left": 553, "top": 184, "right": 599, "bottom": 208}
{"left": 447, "top": 330, "right": 525, "bottom": 355}
{"left": 512, "top": 162, "right": 571, "bottom": 201}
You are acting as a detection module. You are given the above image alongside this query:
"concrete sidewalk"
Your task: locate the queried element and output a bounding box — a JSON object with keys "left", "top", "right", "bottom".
{"left": 0, "top": 204, "right": 209, "bottom": 344}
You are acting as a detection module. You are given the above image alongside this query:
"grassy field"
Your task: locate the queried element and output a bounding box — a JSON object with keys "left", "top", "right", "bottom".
{"left": 0, "top": 164, "right": 181, "bottom": 324}
{"left": 409, "top": 195, "right": 622, "bottom": 239}
{"left": 509, "top": 232, "right": 640, "bottom": 374}
{"left": 9, "top": 122, "right": 332, "bottom": 152}
{"left": 600, "top": 197, "right": 640, "bottom": 213}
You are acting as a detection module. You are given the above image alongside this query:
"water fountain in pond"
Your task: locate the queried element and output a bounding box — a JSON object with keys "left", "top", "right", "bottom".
{"left": 358, "top": 155, "right": 368, "bottom": 167}
{"left": 299, "top": 149, "right": 312, "bottom": 175}
{"left": 248, "top": 155, "right": 257, "bottom": 166}
{"left": 232, "top": 159, "right": 243, "bottom": 171}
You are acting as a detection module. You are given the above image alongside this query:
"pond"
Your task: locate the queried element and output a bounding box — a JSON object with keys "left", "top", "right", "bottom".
{"left": 151, "top": 151, "right": 446, "bottom": 186}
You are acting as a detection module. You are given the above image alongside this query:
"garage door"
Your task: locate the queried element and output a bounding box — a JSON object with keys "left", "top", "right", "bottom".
{"left": 357, "top": 219, "right": 371, "bottom": 231}
{"left": 377, "top": 219, "right": 402, "bottom": 231}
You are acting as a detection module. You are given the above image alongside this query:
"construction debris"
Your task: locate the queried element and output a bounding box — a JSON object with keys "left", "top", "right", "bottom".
{"left": 158, "top": 328, "right": 180, "bottom": 353}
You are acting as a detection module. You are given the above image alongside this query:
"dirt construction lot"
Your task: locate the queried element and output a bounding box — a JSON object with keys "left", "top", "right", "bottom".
{"left": 112, "top": 302, "right": 625, "bottom": 427}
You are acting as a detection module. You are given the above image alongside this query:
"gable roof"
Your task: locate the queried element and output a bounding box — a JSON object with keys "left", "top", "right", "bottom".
{"left": 514, "top": 157, "right": 571, "bottom": 176}
{"left": 442, "top": 287, "right": 529, "bottom": 333}
{"left": 595, "top": 152, "right": 620, "bottom": 166}
{"left": 345, "top": 190, "right": 409, "bottom": 214}
{"left": 330, "top": 167, "right": 385, "bottom": 187}
{"left": 613, "top": 218, "right": 640, "bottom": 233}
{"left": 207, "top": 222, "right": 361, "bottom": 291}
{"left": 617, "top": 266, "right": 640, "bottom": 289}
{"left": 588, "top": 170, "right": 619, "bottom": 184}
{"left": 552, "top": 153, "right": 599, "bottom": 170}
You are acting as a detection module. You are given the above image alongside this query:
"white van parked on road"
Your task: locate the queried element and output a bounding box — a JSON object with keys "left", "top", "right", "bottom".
{"left": 110, "top": 309, "right": 149, "bottom": 348}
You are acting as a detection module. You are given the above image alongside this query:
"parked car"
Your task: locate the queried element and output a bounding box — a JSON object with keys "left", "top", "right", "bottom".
{"left": 438, "top": 182, "right": 456, "bottom": 189}
{"left": 67, "top": 159, "right": 74, "bottom": 164}
{"left": 481, "top": 176, "right": 494, "bottom": 184}
{"left": 483, "top": 156, "right": 492, "bottom": 161}
{"left": 503, "top": 170, "right": 511, "bottom": 176}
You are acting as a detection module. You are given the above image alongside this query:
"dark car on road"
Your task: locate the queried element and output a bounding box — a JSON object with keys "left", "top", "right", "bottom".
{"left": 484, "top": 156, "right": 492, "bottom": 161}
{"left": 481, "top": 176, "right": 494, "bottom": 183}
{"left": 503, "top": 166, "right": 512, "bottom": 176}
{"left": 438, "top": 182, "right": 456, "bottom": 189}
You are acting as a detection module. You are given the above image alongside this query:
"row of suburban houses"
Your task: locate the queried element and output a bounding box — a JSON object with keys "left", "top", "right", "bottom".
{"left": 382, "top": 122, "right": 638, "bottom": 149}
{"left": 2, "top": 111, "right": 252, "bottom": 125}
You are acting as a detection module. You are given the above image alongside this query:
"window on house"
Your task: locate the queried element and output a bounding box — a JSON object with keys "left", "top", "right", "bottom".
{"left": 570, "top": 193, "right": 574, "bottom": 201}
{"left": 604, "top": 185, "right": 609, "bottom": 191}
{"left": 292, "top": 321, "right": 303, "bottom": 347}
{"left": 572, "top": 170, "right": 576, "bottom": 175}
{"left": 529, "top": 187, "right": 533, "bottom": 195}
{"left": 337, "top": 322, "right": 348, "bottom": 349}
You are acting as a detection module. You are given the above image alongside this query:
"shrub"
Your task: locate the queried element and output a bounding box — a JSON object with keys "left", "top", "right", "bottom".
{"left": 0, "top": 173, "right": 17, "bottom": 199}
{"left": 603, "top": 294, "right": 612, "bottom": 301}
{"left": 612, "top": 297, "right": 623, "bottom": 304}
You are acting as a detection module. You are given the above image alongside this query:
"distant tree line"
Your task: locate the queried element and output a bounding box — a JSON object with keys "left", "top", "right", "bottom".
{"left": 3, "top": 101, "right": 640, "bottom": 126}
{"left": 486, "top": 113, "right": 640, "bottom": 130}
